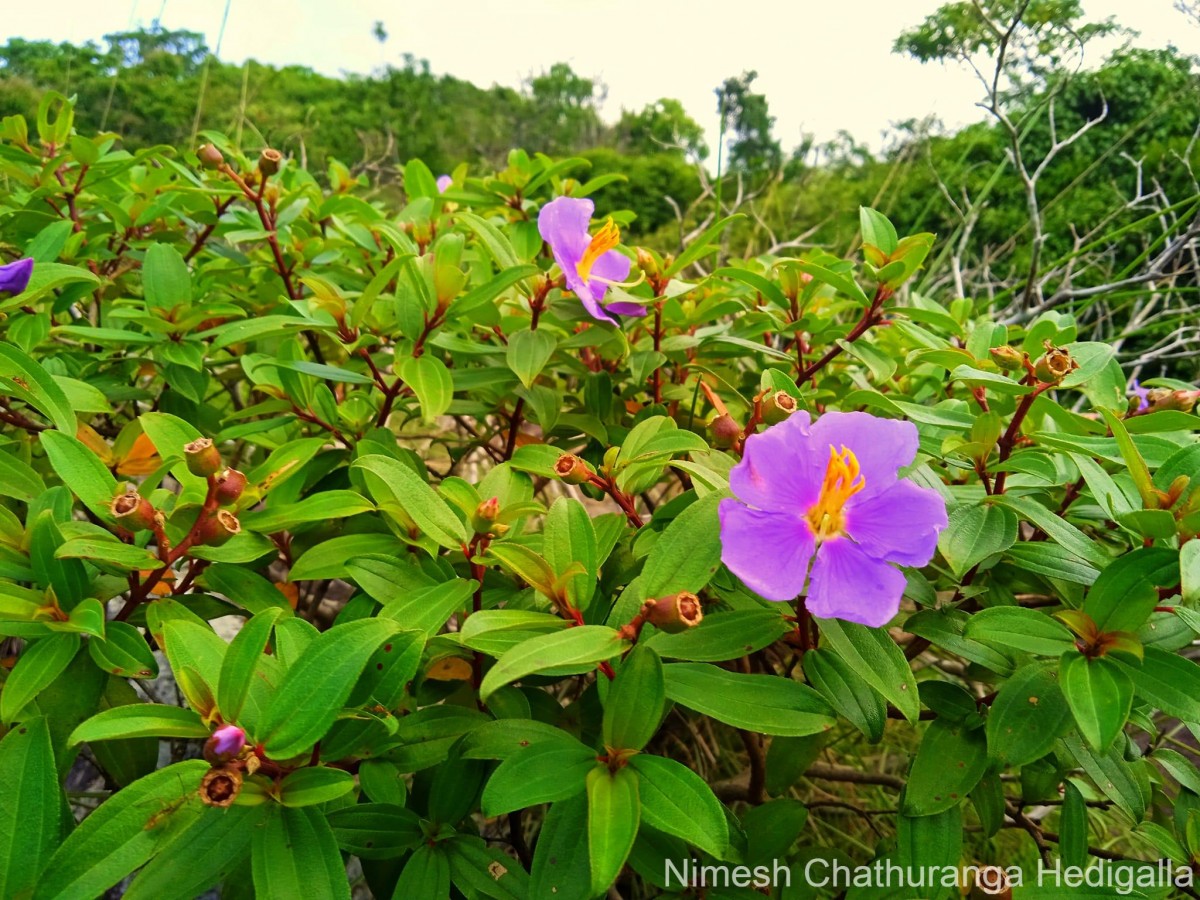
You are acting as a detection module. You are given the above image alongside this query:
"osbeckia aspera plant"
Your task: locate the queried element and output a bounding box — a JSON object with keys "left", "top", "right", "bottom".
{"left": 537, "top": 195, "right": 646, "bottom": 323}
{"left": 718, "top": 411, "right": 948, "bottom": 627}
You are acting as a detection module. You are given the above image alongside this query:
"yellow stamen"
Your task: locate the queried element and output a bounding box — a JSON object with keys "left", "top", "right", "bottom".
{"left": 576, "top": 218, "right": 620, "bottom": 283}
{"left": 806, "top": 445, "right": 866, "bottom": 540}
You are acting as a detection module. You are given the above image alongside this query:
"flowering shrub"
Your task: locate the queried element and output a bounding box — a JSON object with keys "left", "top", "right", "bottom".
{"left": 2, "top": 97, "right": 1200, "bottom": 899}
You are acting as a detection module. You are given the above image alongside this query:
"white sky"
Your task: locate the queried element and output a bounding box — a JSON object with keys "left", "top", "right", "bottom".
{"left": 4, "top": 1, "right": 1198, "bottom": 157}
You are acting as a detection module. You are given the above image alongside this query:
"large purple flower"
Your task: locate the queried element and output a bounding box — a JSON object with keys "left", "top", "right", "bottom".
{"left": 537, "top": 196, "right": 645, "bottom": 324}
{"left": 718, "top": 411, "right": 947, "bottom": 627}
{"left": 0, "top": 258, "right": 33, "bottom": 294}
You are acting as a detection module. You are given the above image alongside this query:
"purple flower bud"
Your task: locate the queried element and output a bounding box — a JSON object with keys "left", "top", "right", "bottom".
{"left": 208, "top": 724, "right": 246, "bottom": 759}
{"left": 0, "top": 258, "right": 33, "bottom": 295}
{"left": 436, "top": 175, "right": 453, "bottom": 193}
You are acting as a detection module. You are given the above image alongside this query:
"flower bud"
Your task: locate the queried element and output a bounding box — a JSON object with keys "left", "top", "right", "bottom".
{"left": 184, "top": 437, "right": 221, "bottom": 477}
{"left": 111, "top": 491, "right": 156, "bottom": 531}
{"left": 554, "top": 453, "right": 594, "bottom": 485}
{"left": 472, "top": 496, "right": 504, "bottom": 535}
{"left": 198, "top": 510, "right": 241, "bottom": 546}
{"left": 708, "top": 413, "right": 742, "bottom": 449}
{"left": 258, "top": 147, "right": 282, "bottom": 177}
{"left": 988, "top": 345, "right": 1024, "bottom": 372}
{"left": 213, "top": 468, "right": 248, "bottom": 505}
{"left": 1147, "top": 389, "right": 1198, "bottom": 414}
{"left": 761, "top": 391, "right": 797, "bottom": 425}
{"left": 1033, "top": 344, "right": 1077, "bottom": 384}
{"left": 643, "top": 592, "right": 703, "bottom": 634}
{"left": 204, "top": 724, "right": 246, "bottom": 764}
{"left": 635, "top": 247, "right": 661, "bottom": 280}
{"left": 199, "top": 765, "right": 243, "bottom": 808}
{"left": 196, "top": 143, "right": 224, "bottom": 170}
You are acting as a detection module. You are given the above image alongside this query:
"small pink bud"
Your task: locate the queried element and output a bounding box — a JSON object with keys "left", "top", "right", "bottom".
{"left": 205, "top": 724, "right": 246, "bottom": 762}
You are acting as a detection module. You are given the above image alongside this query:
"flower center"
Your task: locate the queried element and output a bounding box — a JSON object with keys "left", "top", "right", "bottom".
{"left": 806, "top": 445, "right": 865, "bottom": 540}
{"left": 576, "top": 218, "right": 620, "bottom": 283}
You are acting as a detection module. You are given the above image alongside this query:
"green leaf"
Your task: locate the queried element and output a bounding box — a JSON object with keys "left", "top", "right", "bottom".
{"left": 543, "top": 498, "right": 598, "bottom": 612}
{"left": 142, "top": 243, "right": 191, "bottom": 310}
{"left": 394, "top": 844, "right": 450, "bottom": 899}
{"left": 802, "top": 647, "right": 887, "bottom": 743}
{"left": 641, "top": 493, "right": 724, "bottom": 598}
{"left": 1, "top": 634, "right": 79, "bottom": 725}
{"left": 258, "top": 618, "right": 401, "bottom": 758}
{"left": 1083, "top": 548, "right": 1175, "bottom": 634}
{"left": 87, "top": 620, "right": 159, "bottom": 678}
{"left": 33, "top": 760, "right": 210, "bottom": 900}
{"left": 663, "top": 663, "right": 835, "bottom": 736}
{"left": 0, "top": 343, "right": 76, "bottom": 433}
{"left": 1063, "top": 732, "right": 1151, "bottom": 823}
{"left": 1060, "top": 652, "right": 1132, "bottom": 752}
{"left": 587, "top": 765, "right": 639, "bottom": 896}
{"left": 506, "top": 328, "right": 556, "bottom": 389}
{"left": 602, "top": 644, "right": 664, "bottom": 752}
{"left": 903, "top": 718, "right": 987, "bottom": 816}
{"left": 352, "top": 455, "right": 469, "bottom": 549}
{"left": 1117, "top": 646, "right": 1200, "bottom": 725}
{"left": 217, "top": 609, "right": 284, "bottom": 724}
{"left": 378, "top": 578, "right": 475, "bottom": 639}
{"left": 819, "top": 618, "right": 920, "bottom": 723}
{"left": 69, "top": 704, "right": 210, "bottom": 744}
{"left": 963, "top": 607, "right": 1075, "bottom": 657}
{"left": 327, "top": 803, "right": 422, "bottom": 858}
{"left": 645, "top": 609, "right": 792, "bottom": 662}
{"left": 986, "top": 661, "right": 1071, "bottom": 768}
{"left": 792, "top": 259, "right": 870, "bottom": 305}
{"left": 239, "top": 491, "right": 374, "bottom": 533}
{"left": 446, "top": 835, "right": 529, "bottom": 900}
{"left": 663, "top": 214, "right": 743, "bottom": 277}
{"left": 39, "top": 431, "right": 118, "bottom": 521}
{"left": 400, "top": 355, "right": 455, "bottom": 423}
{"left": 1099, "top": 408, "right": 1156, "bottom": 508}
{"left": 123, "top": 804, "right": 266, "bottom": 900}
{"left": 630, "top": 755, "right": 728, "bottom": 857}
{"left": 481, "top": 742, "right": 596, "bottom": 816}
{"left": 531, "top": 795, "right": 591, "bottom": 900}
{"left": 860, "top": 207, "right": 899, "bottom": 255}
{"left": 251, "top": 805, "right": 350, "bottom": 900}
{"left": 159, "top": 620, "right": 226, "bottom": 719}
{"left": 0, "top": 716, "right": 60, "bottom": 898}
{"left": 479, "top": 626, "right": 627, "bottom": 702}
{"left": 938, "top": 504, "right": 1017, "bottom": 578}
{"left": 277, "top": 767, "right": 356, "bottom": 807}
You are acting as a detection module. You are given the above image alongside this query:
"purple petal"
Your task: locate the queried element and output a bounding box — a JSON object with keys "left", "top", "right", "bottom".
{"left": 845, "top": 479, "right": 947, "bottom": 566}
{"left": 538, "top": 196, "right": 592, "bottom": 273}
{"left": 807, "top": 538, "right": 906, "bottom": 627}
{"left": 603, "top": 300, "right": 649, "bottom": 318}
{"left": 564, "top": 268, "right": 617, "bottom": 323}
{"left": 718, "top": 499, "right": 815, "bottom": 601}
{"left": 0, "top": 258, "right": 34, "bottom": 294}
{"left": 729, "top": 411, "right": 823, "bottom": 513}
{"left": 586, "top": 249, "right": 631, "bottom": 302}
{"left": 436, "top": 175, "right": 453, "bottom": 193}
{"left": 211, "top": 724, "right": 246, "bottom": 756}
{"left": 808, "top": 411, "right": 918, "bottom": 501}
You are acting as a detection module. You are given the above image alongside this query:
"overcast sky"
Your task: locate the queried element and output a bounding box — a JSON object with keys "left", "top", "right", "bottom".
{"left": 5, "top": 1, "right": 1199, "bottom": 157}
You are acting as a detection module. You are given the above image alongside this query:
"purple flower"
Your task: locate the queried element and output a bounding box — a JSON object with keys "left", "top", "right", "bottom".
{"left": 537, "top": 196, "right": 645, "bottom": 324}
{"left": 436, "top": 175, "right": 453, "bottom": 193}
{"left": 718, "top": 411, "right": 947, "bottom": 627}
{"left": 0, "top": 258, "right": 33, "bottom": 295}
{"left": 210, "top": 724, "right": 246, "bottom": 757}
{"left": 1130, "top": 379, "right": 1150, "bottom": 412}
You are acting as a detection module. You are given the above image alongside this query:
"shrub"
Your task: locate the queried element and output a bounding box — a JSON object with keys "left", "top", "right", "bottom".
{"left": 1, "top": 97, "right": 1199, "bottom": 899}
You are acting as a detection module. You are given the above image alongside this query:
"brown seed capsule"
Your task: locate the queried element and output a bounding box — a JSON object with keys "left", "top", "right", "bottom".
{"left": 213, "top": 468, "right": 248, "bottom": 506}
{"left": 643, "top": 592, "right": 703, "bottom": 634}
{"left": 196, "top": 143, "right": 224, "bottom": 170}
{"left": 199, "top": 766, "right": 243, "bottom": 808}
{"left": 258, "top": 147, "right": 283, "bottom": 177}
{"left": 708, "top": 413, "right": 743, "bottom": 449}
{"left": 1033, "top": 343, "right": 1077, "bottom": 384}
{"left": 111, "top": 491, "right": 156, "bottom": 531}
{"left": 970, "top": 865, "right": 1013, "bottom": 899}
{"left": 184, "top": 437, "right": 221, "bottom": 477}
{"left": 988, "top": 345, "right": 1024, "bottom": 372}
{"left": 761, "top": 390, "right": 797, "bottom": 425}
{"left": 554, "top": 453, "right": 594, "bottom": 485}
{"left": 199, "top": 510, "right": 241, "bottom": 546}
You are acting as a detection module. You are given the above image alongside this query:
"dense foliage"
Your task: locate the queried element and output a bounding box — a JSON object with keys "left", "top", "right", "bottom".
{"left": 2, "top": 79, "right": 1200, "bottom": 899}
